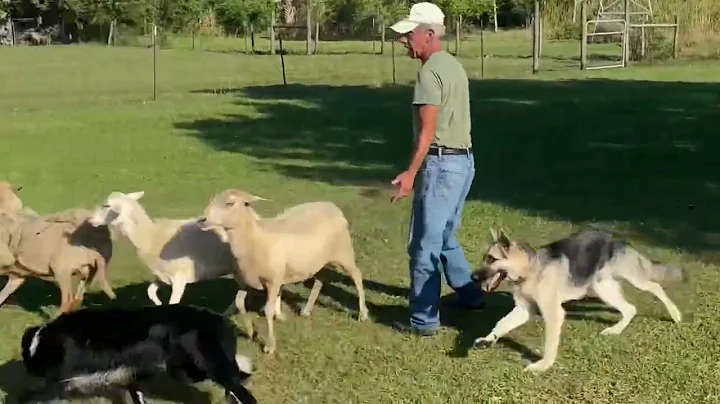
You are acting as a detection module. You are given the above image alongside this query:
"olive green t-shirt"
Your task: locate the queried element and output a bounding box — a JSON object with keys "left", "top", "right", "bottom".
{"left": 411, "top": 50, "right": 472, "bottom": 149}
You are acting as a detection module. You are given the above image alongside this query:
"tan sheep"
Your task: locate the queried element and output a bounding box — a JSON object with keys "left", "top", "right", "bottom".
{"left": 0, "top": 185, "right": 116, "bottom": 314}
{"left": 197, "top": 189, "right": 369, "bottom": 354}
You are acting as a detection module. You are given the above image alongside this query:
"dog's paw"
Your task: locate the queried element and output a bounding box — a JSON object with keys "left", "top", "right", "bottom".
{"left": 472, "top": 337, "right": 495, "bottom": 349}
{"left": 524, "top": 360, "right": 552, "bottom": 373}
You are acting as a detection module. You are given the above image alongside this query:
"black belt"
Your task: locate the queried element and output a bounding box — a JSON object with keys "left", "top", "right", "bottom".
{"left": 427, "top": 146, "right": 473, "bottom": 156}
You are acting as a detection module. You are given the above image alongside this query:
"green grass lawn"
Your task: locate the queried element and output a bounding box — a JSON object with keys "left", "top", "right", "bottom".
{"left": 0, "top": 32, "right": 719, "bottom": 403}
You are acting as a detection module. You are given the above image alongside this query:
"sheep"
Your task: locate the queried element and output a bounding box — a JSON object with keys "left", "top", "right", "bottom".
{"left": 86, "top": 191, "right": 249, "bottom": 323}
{"left": 197, "top": 189, "right": 370, "bottom": 355}
{"left": 0, "top": 181, "right": 23, "bottom": 214}
{"left": 0, "top": 204, "right": 116, "bottom": 314}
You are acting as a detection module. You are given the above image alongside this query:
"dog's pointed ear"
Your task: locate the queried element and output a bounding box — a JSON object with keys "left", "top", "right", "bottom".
{"left": 490, "top": 228, "right": 499, "bottom": 242}
{"left": 497, "top": 229, "right": 512, "bottom": 249}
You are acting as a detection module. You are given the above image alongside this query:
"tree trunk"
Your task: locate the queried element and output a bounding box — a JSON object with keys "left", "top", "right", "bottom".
{"left": 493, "top": 0, "right": 498, "bottom": 32}
{"left": 306, "top": 0, "right": 311, "bottom": 55}
{"left": 107, "top": 19, "right": 115, "bottom": 46}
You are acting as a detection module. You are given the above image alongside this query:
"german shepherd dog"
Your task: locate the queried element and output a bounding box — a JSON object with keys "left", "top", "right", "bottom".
{"left": 471, "top": 228, "right": 685, "bottom": 373}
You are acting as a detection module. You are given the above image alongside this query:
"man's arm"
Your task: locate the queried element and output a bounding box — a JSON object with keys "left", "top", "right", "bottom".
{"left": 407, "top": 69, "right": 442, "bottom": 176}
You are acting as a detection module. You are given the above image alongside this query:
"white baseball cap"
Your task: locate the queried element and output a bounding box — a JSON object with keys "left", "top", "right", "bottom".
{"left": 390, "top": 2, "right": 445, "bottom": 34}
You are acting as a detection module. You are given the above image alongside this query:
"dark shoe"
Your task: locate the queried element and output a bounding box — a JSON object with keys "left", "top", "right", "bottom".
{"left": 392, "top": 321, "right": 438, "bottom": 337}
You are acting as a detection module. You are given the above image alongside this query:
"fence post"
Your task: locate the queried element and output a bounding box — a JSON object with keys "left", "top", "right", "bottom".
{"left": 580, "top": 0, "right": 587, "bottom": 70}
{"left": 151, "top": 23, "right": 157, "bottom": 101}
{"left": 673, "top": 15, "right": 680, "bottom": 58}
{"left": 623, "top": 0, "right": 630, "bottom": 66}
{"left": 532, "top": 0, "right": 540, "bottom": 74}
{"left": 306, "top": 0, "right": 312, "bottom": 55}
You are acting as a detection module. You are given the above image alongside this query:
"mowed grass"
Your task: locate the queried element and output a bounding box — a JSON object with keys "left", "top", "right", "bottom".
{"left": 1, "top": 31, "right": 720, "bottom": 402}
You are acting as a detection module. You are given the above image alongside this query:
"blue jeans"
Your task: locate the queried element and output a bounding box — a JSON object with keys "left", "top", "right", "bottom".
{"left": 407, "top": 152, "right": 484, "bottom": 331}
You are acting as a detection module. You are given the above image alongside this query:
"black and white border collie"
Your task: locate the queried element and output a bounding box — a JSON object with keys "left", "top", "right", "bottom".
{"left": 20, "top": 304, "right": 258, "bottom": 403}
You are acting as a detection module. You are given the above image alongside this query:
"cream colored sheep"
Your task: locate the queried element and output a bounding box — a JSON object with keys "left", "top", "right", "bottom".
{"left": 197, "top": 189, "right": 369, "bottom": 355}
{"left": 87, "top": 191, "right": 246, "bottom": 315}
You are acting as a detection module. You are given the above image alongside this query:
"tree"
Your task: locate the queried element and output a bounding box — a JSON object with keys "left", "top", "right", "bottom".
{"left": 1, "top": 0, "right": 10, "bottom": 22}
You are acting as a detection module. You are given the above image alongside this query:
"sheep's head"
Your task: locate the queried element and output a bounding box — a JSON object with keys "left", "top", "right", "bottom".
{"left": 198, "top": 189, "right": 267, "bottom": 231}
{"left": 89, "top": 191, "right": 145, "bottom": 230}
{"left": 0, "top": 181, "right": 23, "bottom": 213}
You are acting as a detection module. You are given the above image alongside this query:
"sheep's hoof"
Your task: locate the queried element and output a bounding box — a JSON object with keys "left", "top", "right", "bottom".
{"left": 262, "top": 345, "right": 276, "bottom": 355}
{"left": 300, "top": 309, "right": 312, "bottom": 317}
{"left": 358, "top": 310, "right": 370, "bottom": 322}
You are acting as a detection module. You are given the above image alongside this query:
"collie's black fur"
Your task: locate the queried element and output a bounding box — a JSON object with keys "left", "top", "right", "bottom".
{"left": 20, "top": 304, "right": 258, "bottom": 404}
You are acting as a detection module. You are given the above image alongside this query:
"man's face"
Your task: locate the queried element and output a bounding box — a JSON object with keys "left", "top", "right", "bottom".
{"left": 399, "top": 27, "right": 432, "bottom": 59}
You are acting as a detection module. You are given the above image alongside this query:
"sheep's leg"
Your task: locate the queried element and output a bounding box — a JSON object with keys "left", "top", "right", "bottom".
{"left": 168, "top": 278, "right": 188, "bottom": 305}
{"left": 274, "top": 289, "right": 287, "bottom": 321}
{"left": 332, "top": 260, "right": 369, "bottom": 321}
{"left": 262, "top": 283, "right": 281, "bottom": 354}
{"left": 226, "top": 289, "right": 256, "bottom": 340}
{"left": 93, "top": 258, "right": 116, "bottom": 300}
{"left": 300, "top": 278, "right": 323, "bottom": 317}
{"left": 0, "top": 275, "right": 25, "bottom": 307}
{"left": 55, "top": 270, "right": 76, "bottom": 314}
{"left": 147, "top": 279, "right": 163, "bottom": 305}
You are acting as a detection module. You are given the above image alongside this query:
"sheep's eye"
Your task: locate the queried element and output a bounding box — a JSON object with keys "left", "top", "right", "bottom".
{"left": 244, "top": 202, "right": 250, "bottom": 206}
{"left": 225, "top": 201, "right": 234, "bottom": 207}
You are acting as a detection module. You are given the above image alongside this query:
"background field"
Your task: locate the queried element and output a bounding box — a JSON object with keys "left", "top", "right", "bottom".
{"left": 1, "top": 31, "right": 719, "bottom": 403}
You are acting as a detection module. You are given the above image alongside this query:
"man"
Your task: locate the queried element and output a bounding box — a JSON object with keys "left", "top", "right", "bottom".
{"left": 389, "top": 2, "right": 485, "bottom": 336}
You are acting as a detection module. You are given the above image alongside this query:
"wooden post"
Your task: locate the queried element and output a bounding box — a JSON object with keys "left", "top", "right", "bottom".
{"left": 480, "top": 22, "right": 485, "bottom": 78}
{"left": 314, "top": 21, "right": 319, "bottom": 53}
{"left": 151, "top": 24, "right": 157, "bottom": 101}
{"left": 380, "top": 21, "right": 386, "bottom": 54}
{"left": 455, "top": 15, "right": 461, "bottom": 56}
{"left": 278, "top": 33, "right": 287, "bottom": 85}
{"left": 640, "top": 25, "right": 646, "bottom": 59}
{"left": 673, "top": 15, "right": 680, "bottom": 58}
{"left": 580, "top": 0, "right": 587, "bottom": 70}
{"left": 270, "top": 9, "right": 276, "bottom": 55}
{"left": 391, "top": 39, "right": 396, "bottom": 84}
{"left": 623, "top": 0, "right": 630, "bottom": 65}
{"left": 244, "top": 23, "right": 249, "bottom": 54}
{"left": 306, "top": 0, "right": 312, "bottom": 55}
{"left": 532, "top": 0, "right": 540, "bottom": 74}
{"left": 372, "top": 17, "right": 376, "bottom": 54}
{"left": 538, "top": 9, "right": 543, "bottom": 57}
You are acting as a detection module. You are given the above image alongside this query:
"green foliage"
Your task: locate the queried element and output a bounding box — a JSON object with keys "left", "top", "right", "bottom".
{"left": 0, "top": 0, "right": 9, "bottom": 21}
{"left": 212, "top": 0, "right": 274, "bottom": 33}
{"left": 155, "top": 0, "right": 207, "bottom": 33}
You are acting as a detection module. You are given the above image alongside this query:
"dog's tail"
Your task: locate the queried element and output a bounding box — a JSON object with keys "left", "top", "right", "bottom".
{"left": 639, "top": 254, "right": 687, "bottom": 284}
{"left": 235, "top": 353, "right": 253, "bottom": 376}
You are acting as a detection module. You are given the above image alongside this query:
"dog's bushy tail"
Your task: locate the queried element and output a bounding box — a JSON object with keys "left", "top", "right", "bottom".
{"left": 646, "top": 260, "right": 687, "bottom": 284}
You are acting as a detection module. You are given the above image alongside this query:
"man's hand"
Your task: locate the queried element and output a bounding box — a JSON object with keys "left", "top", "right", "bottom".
{"left": 391, "top": 170, "right": 416, "bottom": 203}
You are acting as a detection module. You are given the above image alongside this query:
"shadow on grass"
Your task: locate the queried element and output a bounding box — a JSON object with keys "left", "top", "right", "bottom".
{"left": 178, "top": 78, "right": 720, "bottom": 261}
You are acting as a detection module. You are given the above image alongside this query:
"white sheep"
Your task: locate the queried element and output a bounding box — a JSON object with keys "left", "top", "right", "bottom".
{"left": 87, "top": 191, "right": 248, "bottom": 318}
{"left": 197, "top": 189, "right": 370, "bottom": 355}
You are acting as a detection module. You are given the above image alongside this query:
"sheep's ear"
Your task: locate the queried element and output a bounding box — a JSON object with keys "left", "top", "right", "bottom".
{"left": 126, "top": 191, "right": 144, "bottom": 200}
{"left": 247, "top": 194, "right": 269, "bottom": 203}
